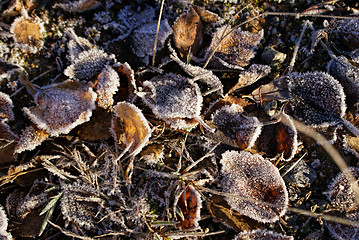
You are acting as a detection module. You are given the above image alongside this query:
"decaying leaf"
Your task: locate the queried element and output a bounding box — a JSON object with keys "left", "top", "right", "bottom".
{"left": 10, "top": 15, "right": 45, "bottom": 52}
{"left": 249, "top": 77, "right": 290, "bottom": 102}
{"left": 207, "top": 195, "right": 263, "bottom": 232}
{"left": 220, "top": 150, "right": 288, "bottom": 223}
{"left": 325, "top": 210, "right": 359, "bottom": 240}
{"left": 286, "top": 71, "right": 346, "bottom": 127}
{"left": 274, "top": 112, "right": 297, "bottom": 161}
{"left": 139, "top": 73, "right": 204, "bottom": 130}
{"left": 64, "top": 47, "right": 115, "bottom": 82}
{"left": 227, "top": 64, "right": 271, "bottom": 95}
{"left": 22, "top": 80, "right": 97, "bottom": 136}
{"left": 327, "top": 56, "right": 359, "bottom": 112}
{"left": 169, "top": 43, "right": 223, "bottom": 96}
{"left": 114, "top": 62, "right": 137, "bottom": 102}
{"left": 54, "top": 0, "right": 101, "bottom": 13}
{"left": 173, "top": 6, "right": 203, "bottom": 59}
{"left": 234, "top": 228, "right": 294, "bottom": 240}
{"left": 211, "top": 104, "right": 262, "bottom": 150}
{"left": 206, "top": 26, "right": 263, "bottom": 69}
{"left": 177, "top": 185, "right": 202, "bottom": 230}
{"left": 111, "top": 102, "right": 151, "bottom": 155}
{"left": 132, "top": 19, "right": 172, "bottom": 64}
{"left": 15, "top": 125, "right": 49, "bottom": 154}
{"left": 94, "top": 65, "right": 120, "bottom": 109}
{"left": 0, "top": 204, "right": 12, "bottom": 240}
{"left": 327, "top": 167, "right": 359, "bottom": 212}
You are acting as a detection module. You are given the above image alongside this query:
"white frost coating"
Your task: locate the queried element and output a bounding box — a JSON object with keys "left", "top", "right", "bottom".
{"left": 64, "top": 48, "right": 115, "bottom": 81}
{"left": 0, "top": 204, "right": 12, "bottom": 240}
{"left": 206, "top": 26, "right": 263, "bottom": 68}
{"left": 14, "top": 125, "right": 48, "bottom": 154}
{"left": 169, "top": 43, "right": 223, "bottom": 96}
{"left": 0, "top": 92, "right": 14, "bottom": 121}
{"left": 325, "top": 210, "right": 359, "bottom": 240}
{"left": 234, "top": 228, "right": 294, "bottom": 240}
{"left": 132, "top": 19, "right": 172, "bottom": 64}
{"left": 23, "top": 80, "right": 97, "bottom": 136}
{"left": 140, "top": 73, "right": 203, "bottom": 121}
{"left": 220, "top": 150, "right": 288, "bottom": 223}
{"left": 212, "top": 104, "right": 262, "bottom": 149}
{"left": 95, "top": 65, "right": 120, "bottom": 109}
{"left": 66, "top": 37, "right": 94, "bottom": 62}
{"left": 287, "top": 71, "right": 347, "bottom": 127}
{"left": 327, "top": 167, "right": 359, "bottom": 212}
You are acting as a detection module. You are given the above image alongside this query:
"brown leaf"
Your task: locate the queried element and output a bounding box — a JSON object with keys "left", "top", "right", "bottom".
{"left": 140, "top": 144, "right": 164, "bottom": 166}
{"left": 111, "top": 102, "right": 151, "bottom": 155}
{"left": 10, "top": 15, "right": 45, "bottom": 52}
{"left": 192, "top": 5, "right": 219, "bottom": 23}
{"left": 207, "top": 195, "right": 263, "bottom": 232}
{"left": 114, "top": 62, "right": 137, "bottom": 102}
{"left": 15, "top": 125, "right": 49, "bottom": 154}
{"left": 22, "top": 79, "right": 97, "bottom": 136}
{"left": 94, "top": 65, "right": 120, "bottom": 109}
{"left": 173, "top": 6, "right": 203, "bottom": 59}
{"left": 77, "top": 108, "right": 112, "bottom": 141}
{"left": 249, "top": 77, "right": 290, "bottom": 102}
{"left": 177, "top": 185, "right": 202, "bottom": 230}
{"left": 274, "top": 113, "right": 297, "bottom": 161}
{"left": 54, "top": 0, "right": 101, "bottom": 13}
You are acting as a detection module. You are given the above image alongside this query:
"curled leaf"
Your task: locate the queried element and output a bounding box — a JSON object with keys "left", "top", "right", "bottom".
{"left": 22, "top": 80, "right": 97, "bottom": 136}
{"left": 206, "top": 26, "right": 263, "bottom": 69}
{"left": 173, "top": 6, "right": 203, "bottom": 59}
{"left": 114, "top": 62, "right": 137, "bottom": 102}
{"left": 10, "top": 15, "right": 45, "bottom": 52}
{"left": 177, "top": 185, "right": 202, "bottom": 230}
{"left": 94, "top": 65, "right": 120, "bottom": 109}
{"left": 211, "top": 104, "right": 262, "bottom": 150}
{"left": 220, "top": 150, "right": 288, "bottom": 223}
{"left": 286, "top": 71, "right": 346, "bottom": 127}
{"left": 234, "top": 228, "right": 294, "bottom": 240}
{"left": 274, "top": 112, "right": 297, "bottom": 161}
{"left": 111, "top": 102, "right": 151, "bottom": 155}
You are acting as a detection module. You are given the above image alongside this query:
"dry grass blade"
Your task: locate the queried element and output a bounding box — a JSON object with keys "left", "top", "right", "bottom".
{"left": 152, "top": 0, "right": 166, "bottom": 66}
{"left": 47, "top": 221, "right": 94, "bottom": 240}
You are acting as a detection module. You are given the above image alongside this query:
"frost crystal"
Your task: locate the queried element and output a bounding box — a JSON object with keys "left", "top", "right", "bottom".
{"left": 60, "top": 181, "right": 103, "bottom": 230}
{"left": 10, "top": 15, "right": 45, "bottom": 53}
{"left": 132, "top": 19, "right": 172, "bottom": 65}
{"left": 64, "top": 48, "right": 115, "bottom": 81}
{"left": 54, "top": 0, "right": 101, "bottom": 13}
{"left": 212, "top": 104, "right": 262, "bottom": 149}
{"left": 220, "top": 150, "right": 288, "bottom": 223}
{"left": 94, "top": 65, "right": 120, "bottom": 109}
{"left": 206, "top": 26, "right": 263, "bottom": 68}
{"left": 23, "top": 80, "right": 97, "bottom": 136}
{"left": 327, "top": 167, "right": 359, "bottom": 212}
{"left": 0, "top": 204, "right": 12, "bottom": 240}
{"left": 111, "top": 102, "right": 151, "bottom": 155}
{"left": 286, "top": 71, "right": 346, "bottom": 127}
{"left": 234, "top": 229, "right": 294, "bottom": 240}
{"left": 15, "top": 125, "right": 49, "bottom": 154}
{"left": 139, "top": 73, "right": 203, "bottom": 129}
{"left": 327, "top": 56, "right": 359, "bottom": 111}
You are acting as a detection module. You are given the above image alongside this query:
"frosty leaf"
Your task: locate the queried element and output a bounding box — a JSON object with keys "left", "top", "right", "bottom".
{"left": 343, "top": 134, "right": 359, "bottom": 159}
{"left": 234, "top": 228, "right": 294, "bottom": 240}
{"left": 328, "top": 167, "right": 359, "bottom": 212}
{"left": 173, "top": 6, "right": 203, "bottom": 59}
{"left": 327, "top": 56, "right": 359, "bottom": 111}
{"left": 139, "top": 73, "right": 203, "bottom": 130}
{"left": 94, "top": 65, "right": 120, "bottom": 109}
{"left": 211, "top": 104, "right": 262, "bottom": 150}
{"left": 132, "top": 19, "right": 172, "bottom": 65}
{"left": 15, "top": 125, "right": 49, "bottom": 154}
{"left": 111, "top": 102, "right": 151, "bottom": 156}
{"left": 64, "top": 48, "right": 115, "bottom": 82}
{"left": 0, "top": 120, "right": 18, "bottom": 143}
{"left": 177, "top": 185, "right": 202, "bottom": 230}
{"left": 220, "top": 150, "right": 288, "bottom": 223}
{"left": 22, "top": 80, "right": 97, "bottom": 136}
{"left": 60, "top": 181, "right": 103, "bottom": 230}
{"left": 0, "top": 92, "right": 14, "bottom": 121}
{"left": 66, "top": 37, "right": 94, "bottom": 62}
{"left": 10, "top": 15, "right": 45, "bottom": 52}
{"left": 325, "top": 210, "right": 359, "bottom": 240}
{"left": 332, "top": 19, "right": 359, "bottom": 50}
{"left": 114, "top": 62, "right": 137, "bottom": 102}
{"left": 286, "top": 71, "right": 346, "bottom": 127}
{"left": 249, "top": 77, "right": 290, "bottom": 102}
{"left": 0, "top": 204, "right": 12, "bottom": 240}
{"left": 140, "top": 144, "right": 164, "bottom": 166}
{"left": 206, "top": 26, "right": 263, "bottom": 68}
{"left": 227, "top": 64, "right": 271, "bottom": 95}
{"left": 169, "top": 43, "right": 223, "bottom": 96}
{"left": 54, "top": 0, "right": 101, "bottom": 13}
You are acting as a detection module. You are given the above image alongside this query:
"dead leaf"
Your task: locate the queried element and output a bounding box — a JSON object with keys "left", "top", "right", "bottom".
{"left": 111, "top": 102, "right": 151, "bottom": 155}
{"left": 94, "top": 65, "right": 120, "bottom": 109}
{"left": 15, "top": 125, "right": 49, "bottom": 154}
{"left": 54, "top": 0, "right": 101, "bottom": 13}
{"left": 22, "top": 79, "right": 97, "bottom": 136}
{"left": 173, "top": 6, "right": 203, "bottom": 59}
{"left": 207, "top": 195, "right": 263, "bottom": 232}
{"left": 77, "top": 108, "right": 112, "bottom": 141}
{"left": 140, "top": 144, "right": 164, "bottom": 166}
{"left": 192, "top": 5, "right": 219, "bottom": 23}
{"left": 274, "top": 112, "right": 297, "bottom": 161}
{"left": 249, "top": 77, "right": 290, "bottom": 102}
{"left": 177, "top": 185, "right": 202, "bottom": 230}
{"left": 234, "top": 228, "right": 294, "bottom": 240}
{"left": 114, "top": 62, "right": 137, "bottom": 102}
